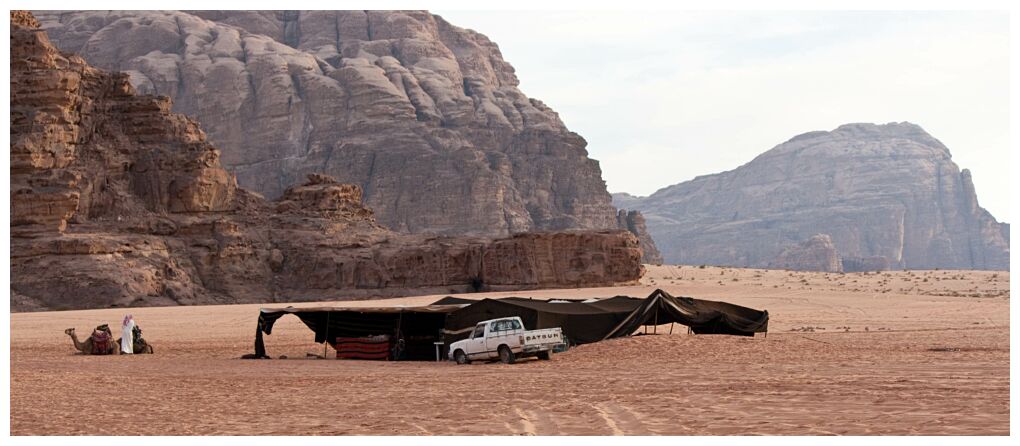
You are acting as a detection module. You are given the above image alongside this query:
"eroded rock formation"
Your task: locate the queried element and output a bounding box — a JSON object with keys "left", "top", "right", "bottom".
{"left": 841, "top": 255, "right": 892, "bottom": 273}
{"left": 10, "top": 12, "right": 644, "bottom": 311}
{"left": 616, "top": 210, "right": 663, "bottom": 265}
{"left": 769, "top": 234, "right": 842, "bottom": 273}
{"left": 770, "top": 234, "right": 893, "bottom": 273}
{"left": 33, "top": 9, "right": 661, "bottom": 263}
{"left": 615, "top": 123, "right": 1010, "bottom": 270}
{"left": 32, "top": 11, "right": 616, "bottom": 235}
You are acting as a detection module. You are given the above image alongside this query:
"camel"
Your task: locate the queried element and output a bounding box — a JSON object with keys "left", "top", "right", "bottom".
{"left": 129, "top": 325, "right": 155, "bottom": 354}
{"left": 133, "top": 341, "right": 155, "bottom": 354}
{"left": 64, "top": 327, "right": 117, "bottom": 355}
{"left": 64, "top": 327, "right": 154, "bottom": 355}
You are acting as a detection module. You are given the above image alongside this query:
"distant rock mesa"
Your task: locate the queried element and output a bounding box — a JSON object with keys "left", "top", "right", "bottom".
{"left": 10, "top": 12, "right": 644, "bottom": 311}
{"left": 614, "top": 123, "right": 1010, "bottom": 271}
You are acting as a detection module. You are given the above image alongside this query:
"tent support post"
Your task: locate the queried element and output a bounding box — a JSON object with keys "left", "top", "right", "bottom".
{"left": 323, "top": 311, "right": 331, "bottom": 359}
{"left": 395, "top": 310, "right": 404, "bottom": 361}
{"left": 654, "top": 307, "right": 658, "bottom": 334}
{"left": 669, "top": 322, "right": 674, "bottom": 335}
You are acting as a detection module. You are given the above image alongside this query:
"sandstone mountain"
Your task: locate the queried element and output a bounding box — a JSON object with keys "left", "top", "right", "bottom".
{"left": 32, "top": 11, "right": 651, "bottom": 241}
{"left": 10, "top": 11, "right": 644, "bottom": 311}
{"left": 614, "top": 123, "right": 1010, "bottom": 270}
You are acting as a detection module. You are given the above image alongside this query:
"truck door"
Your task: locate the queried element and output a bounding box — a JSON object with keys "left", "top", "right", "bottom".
{"left": 484, "top": 320, "right": 509, "bottom": 358}
{"left": 467, "top": 324, "right": 486, "bottom": 358}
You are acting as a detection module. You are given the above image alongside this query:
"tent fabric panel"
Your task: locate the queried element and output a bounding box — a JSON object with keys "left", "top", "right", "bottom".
{"left": 600, "top": 289, "right": 768, "bottom": 339}
{"left": 584, "top": 296, "right": 644, "bottom": 312}
{"left": 442, "top": 299, "right": 541, "bottom": 343}
{"left": 496, "top": 297, "right": 617, "bottom": 315}
{"left": 429, "top": 296, "right": 478, "bottom": 306}
{"left": 559, "top": 312, "right": 634, "bottom": 344}
{"left": 259, "top": 305, "right": 461, "bottom": 314}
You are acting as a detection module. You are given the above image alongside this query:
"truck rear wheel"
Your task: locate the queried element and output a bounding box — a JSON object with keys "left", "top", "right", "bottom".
{"left": 537, "top": 350, "right": 551, "bottom": 360}
{"left": 498, "top": 345, "right": 516, "bottom": 364}
{"left": 454, "top": 349, "right": 470, "bottom": 365}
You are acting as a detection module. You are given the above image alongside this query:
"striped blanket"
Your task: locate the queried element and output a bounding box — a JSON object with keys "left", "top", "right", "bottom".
{"left": 335, "top": 336, "right": 390, "bottom": 360}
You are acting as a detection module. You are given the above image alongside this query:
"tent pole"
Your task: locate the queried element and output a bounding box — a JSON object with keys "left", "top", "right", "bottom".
{"left": 395, "top": 310, "right": 404, "bottom": 361}
{"left": 653, "top": 307, "right": 658, "bottom": 334}
{"left": 323, "top": 311, "right": 331, "bottom": 359}
{"left": 669, "top": 322, "right": 674, "bottom": 335}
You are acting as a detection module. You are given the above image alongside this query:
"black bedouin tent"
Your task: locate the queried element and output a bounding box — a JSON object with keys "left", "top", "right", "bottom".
{"left": 253, "top": 304, "right": 463, "bottom": 360}
{"left": 252, "top": 289, "right": 768, "bottom": 359}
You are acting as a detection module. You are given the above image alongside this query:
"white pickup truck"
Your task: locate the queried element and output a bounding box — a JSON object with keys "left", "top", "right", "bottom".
{"left": 448, "top": 316, "right": 565, "bottom": 364}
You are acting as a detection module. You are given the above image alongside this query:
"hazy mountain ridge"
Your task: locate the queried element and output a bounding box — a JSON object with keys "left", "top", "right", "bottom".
{"left": 614, "top": 122, "right": 1010, "bottom": 270}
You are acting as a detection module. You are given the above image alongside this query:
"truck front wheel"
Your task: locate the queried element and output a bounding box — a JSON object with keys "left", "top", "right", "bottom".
{"left": 537, "top": 350, "right": 551, "bottom": 360}
{"left": 454, "top": 349, "right": 470, "bottom": 365}
{"left": 498, "top": 345, "right": 516, "bottom": 364}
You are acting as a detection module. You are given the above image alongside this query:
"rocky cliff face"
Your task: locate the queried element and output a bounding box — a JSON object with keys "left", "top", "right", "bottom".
{"left": 31, "top": 11, "right": 621, "bottom": 236}
{"left": 616, "top": 210, "right": 663, "bottom": 264}
{"left": 10, "top": 12, "right": 644, "bottom": 311}
{"left": 769, "top": 234, "right": 842, "bottom": 273}
{"left": 614, "top": 123, "right": 1010, "bottom": 270}
{"left": 841, "top": 255, "right": 892, "bottom": 273}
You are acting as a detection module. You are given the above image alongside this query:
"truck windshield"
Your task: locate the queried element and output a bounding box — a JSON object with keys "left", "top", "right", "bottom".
{"left": 472, "top": 325, "right": 485, "bottom": 339}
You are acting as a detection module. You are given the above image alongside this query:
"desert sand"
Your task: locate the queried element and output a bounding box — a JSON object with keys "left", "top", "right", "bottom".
{"left": 10, "top": 265, "right": 1009, "bottom": 435}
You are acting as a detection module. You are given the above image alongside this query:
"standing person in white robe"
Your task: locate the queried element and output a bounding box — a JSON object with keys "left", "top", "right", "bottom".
{"left": 121, "top": 314, "right": 136, "bottom": 354}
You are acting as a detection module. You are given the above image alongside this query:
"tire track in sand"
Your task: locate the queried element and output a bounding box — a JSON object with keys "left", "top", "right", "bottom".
{"left": 592, "top": 401, "right": 649, "bottom": 435}
{"left": 592, "top": 405, "right": 623, "bottom": 435}
{"left": 507, "top": 407, "right": 536, "bottom": 435}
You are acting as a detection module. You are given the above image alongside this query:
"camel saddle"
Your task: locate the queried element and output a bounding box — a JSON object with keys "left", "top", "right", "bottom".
{"left": 91, "top": 328, "right": 112, "bottom": 354}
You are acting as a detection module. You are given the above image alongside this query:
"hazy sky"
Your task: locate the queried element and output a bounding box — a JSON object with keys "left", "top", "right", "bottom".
{"left": 437, "top": 10, "right": 1010, "bottom": 221}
